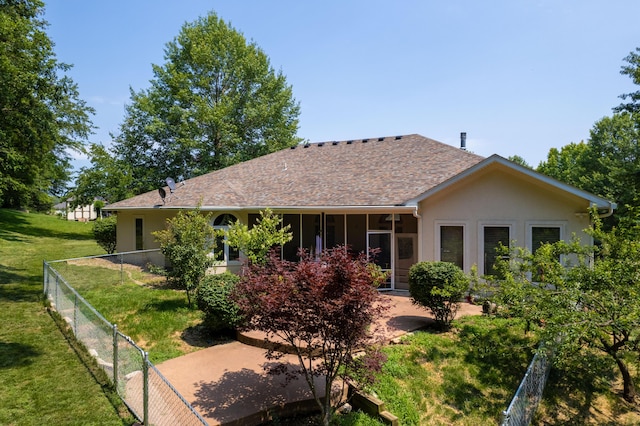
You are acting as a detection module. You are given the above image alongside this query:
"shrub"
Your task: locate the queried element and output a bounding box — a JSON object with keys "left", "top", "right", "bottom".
{"left": 196, "top": 272, "right": 242, "bottom": 332}
{"left": 92, "top": 216, "right": 117, "bottom": 254}
{"left": 408, "top": 261, "right": 469, "bottom": 328}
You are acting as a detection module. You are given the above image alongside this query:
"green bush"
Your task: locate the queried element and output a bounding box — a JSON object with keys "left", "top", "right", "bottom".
{"left": 408, "top": 261, "right": 469, "bottom": 328}
{"left": 92, "top": 216, "right": 117, "bottom": 254}
{"left": 196, "top": 272, "right": 242, "bottom": 332}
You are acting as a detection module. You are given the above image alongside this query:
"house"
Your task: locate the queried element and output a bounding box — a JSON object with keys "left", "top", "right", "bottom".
{"left": 54, "top": 198, "right": 103, "bottom": 221}
{"left": 104, "top": 134, "right": 615, "bottom": 290}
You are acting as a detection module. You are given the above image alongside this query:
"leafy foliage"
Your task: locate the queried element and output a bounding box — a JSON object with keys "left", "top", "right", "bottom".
{"left": 537, "top": 112, "right": 639, "bottom": 227}
{"left": 92, "top": 216, "right": 117, "bottom": 254}
{"left": 195, "top": 272, "right": 242, "bottom": 333}
{"left": 80, "top": 11, "right": 301, "bottom": 201}
{"left": 489, "top": 213, "right": 640, "bottom": 402}
{"left": 70, "top": 144, "right": 135, "bottom": 206}
{"left": 0, "top": 0, "right": 94, "bottom": 210}
{"left": 153, "top": 207, "right": 215, "bottom": 306}
{"left": 615, "top": 47, "right": 640, "bottom": 114}
{"left": 408, "top": 261, "right": 469, "bottom": 328}
{"left": 231, "top": 247, "right": 389, "bottom": 426}
{"left": 225, "top": 208, "right": 292, "bottom": 264}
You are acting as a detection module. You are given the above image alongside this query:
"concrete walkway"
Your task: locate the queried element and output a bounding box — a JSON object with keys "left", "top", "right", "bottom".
{"left": 156, "top": 294, "right": 483, "bottom": 425}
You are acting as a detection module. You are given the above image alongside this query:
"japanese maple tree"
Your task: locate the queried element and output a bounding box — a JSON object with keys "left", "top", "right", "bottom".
{"left": 232, "top": 246, "right": 389, "bottom": 425}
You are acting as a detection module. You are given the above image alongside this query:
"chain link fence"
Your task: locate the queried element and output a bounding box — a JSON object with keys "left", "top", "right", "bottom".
{"left": 43, "top": 250, "right": 208, "bottom": 426}
{"left": 501, "top": 342, "right": 552, "bottom": 426}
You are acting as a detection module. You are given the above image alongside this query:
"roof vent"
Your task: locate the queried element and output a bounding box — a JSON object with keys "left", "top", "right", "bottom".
{"left": 395, "top": 135, "right": 402, "bottom": 140}
{"left": 303, "top": 142, "right": 310, "bottom": 148}
{"left": 362, "top": 139, "right": 368, "bottom": 143}
{"left": 290, "top": 145, "right": 296, "bottom": 149}
{"left": 378, "top": 137, "right": 384, "bottom": 141}
{"left": 332, "top": 141, "right": 339, "bottom": 145}
{"left": 317, "top": 142, "right": 324, "bottom": 147}
{"left": 460, "top": 132, "right": 467, "bottom": 150}
{"left": 346, "top": 140, "right": 353, "bottom": 144}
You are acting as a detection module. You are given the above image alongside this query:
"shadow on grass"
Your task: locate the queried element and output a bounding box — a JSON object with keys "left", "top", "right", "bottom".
{"left": 439, "top": 316, "right": 537, "bottom": 422}
{"left": 0, "top": 341, "right": 41, "bottom": 368}
{"left": 0, "top": 264, "right": 42, "bottom": 302}
{"left": 0, "top": 209, "right": 94, "bottom": 242}
{"left": 540, "top": 351, "right": 621, "bottom": 425}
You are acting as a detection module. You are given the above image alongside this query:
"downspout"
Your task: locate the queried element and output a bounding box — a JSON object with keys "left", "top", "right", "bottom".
{"left": 597, "top": 202, "right": 617, "bottom": 219}
{"left": 412, "top": 205, "right": 423, "bottom": 262}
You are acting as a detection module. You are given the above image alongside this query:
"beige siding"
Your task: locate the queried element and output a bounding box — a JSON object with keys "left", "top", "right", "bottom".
{"left": 418, "top": 166, "right": 593, "bottom": 273}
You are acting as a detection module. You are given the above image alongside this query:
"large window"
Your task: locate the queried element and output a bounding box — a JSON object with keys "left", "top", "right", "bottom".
{"left": 213, "top": 213, "right": 240, "bottom": 263}
{"left": 439, "top": 225, "right": 464, "bottom": 269}
{"left": 483, "top": 226, "right": 510, "bottom": 276}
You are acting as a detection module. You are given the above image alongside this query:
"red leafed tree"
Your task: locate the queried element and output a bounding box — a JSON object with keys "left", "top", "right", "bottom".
{"left": 232, "top": 246, "right": 389, "bottom": 426}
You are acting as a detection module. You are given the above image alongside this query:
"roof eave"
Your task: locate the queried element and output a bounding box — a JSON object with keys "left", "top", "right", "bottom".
{"left": 405, "top": 154, "right": 616, "bottom": 210}
{"left": 104, "top": 204, "right": 417, "bottom": 213}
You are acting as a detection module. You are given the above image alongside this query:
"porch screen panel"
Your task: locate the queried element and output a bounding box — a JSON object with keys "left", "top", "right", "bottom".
{"left": 368, "top": 214, "right": 393, "bottom": 231}
{"left": 248, "top": 213, "right": 260, "bottom": 229}
{"left": 346, "top": 214, "right": 367, "bottom": 255}
{"left": 440, "top": 226, "right": 463, "bottom": 269}
{"left": 302, "top": 214, "right": 321, "bottom": 257}
{"left": 325, "top": 214, "right": 345, "bottom": 248}
{"left": 282, "top": 214, "right": 301, "bottom": 261}
{"left": 484, "top": 226, "right": 509, "bottom": 276}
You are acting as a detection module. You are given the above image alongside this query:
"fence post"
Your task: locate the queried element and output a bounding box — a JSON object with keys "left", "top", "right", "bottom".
{"left": 501, "top": 410, "right": 510, "bottom": 426}
{"left": 55, "top": 274, "right": 59, "bottom": 310}
{"left": 43, "top": 261, "right": 48, "bottom": 295}
{"left": 113, "top": 325, "right": 119, "bottom": 389}
{"left": 143, "top": 351, "right": 149, "bottom": 426}
{"left": 120, "top": 253, "right": 124, "bottom": 284}
{"left": 73, "top": 293, "right": 78, "bottom": 335}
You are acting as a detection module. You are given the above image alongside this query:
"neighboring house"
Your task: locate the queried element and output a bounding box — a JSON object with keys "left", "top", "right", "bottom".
{"left": 54, "top": 198, "right": 102, "bottom": 221}
{"left": 104, "top": 134, "right": 615, "bottom": 290}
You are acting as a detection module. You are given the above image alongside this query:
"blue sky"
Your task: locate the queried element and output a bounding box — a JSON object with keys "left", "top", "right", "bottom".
{"left": 44, "top": 1, "right": 639, "bottom": 170}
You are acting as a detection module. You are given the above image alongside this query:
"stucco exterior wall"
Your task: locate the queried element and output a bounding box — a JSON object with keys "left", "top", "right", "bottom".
{"left": 418, "top": 166, "right": 593, "bottom": 273}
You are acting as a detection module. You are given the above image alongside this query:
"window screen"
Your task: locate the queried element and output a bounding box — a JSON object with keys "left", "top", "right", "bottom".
{"left": 484, "top": 226, "right": 509, "bottom": 276}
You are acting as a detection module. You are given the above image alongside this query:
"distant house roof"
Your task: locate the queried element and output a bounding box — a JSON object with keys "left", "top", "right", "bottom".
{"left": 106, "top": 134, "right": 485, "bottom": 211}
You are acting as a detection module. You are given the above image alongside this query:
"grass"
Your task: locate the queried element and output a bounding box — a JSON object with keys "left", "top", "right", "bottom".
{"left": 0, "top": 209, "right": 133, "bottom": 425}
{"left": 50, "top": 257, "right": 221, "bottom": 364}
{"left": 364, "top": 316, "right": 536, "bottom": 425}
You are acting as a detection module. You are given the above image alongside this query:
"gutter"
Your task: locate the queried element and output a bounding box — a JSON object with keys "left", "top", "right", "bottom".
{"left": 597, "top": 202, "right": 617, "bottom": 219}
{"left": 104, "top": 205, "right": 418, "bottom": 213}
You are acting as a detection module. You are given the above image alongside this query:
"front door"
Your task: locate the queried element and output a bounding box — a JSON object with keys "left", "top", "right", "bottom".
{"left": 368, "top": 231, "right": 392, "bottom": 289}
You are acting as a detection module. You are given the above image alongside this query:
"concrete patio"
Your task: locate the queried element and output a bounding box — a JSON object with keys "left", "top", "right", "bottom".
{"left": 156, "top": 294, "right": 483, "bottom": 425}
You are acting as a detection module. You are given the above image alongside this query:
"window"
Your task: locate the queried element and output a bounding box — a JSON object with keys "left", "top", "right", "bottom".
{"left": 440, "top": 225, "right": 464, "bottom": 269}
{"left": 483, "top": 226, "right": 510, "bottom": 276}
{"left": 135, "top": 218, "right": 144, "bottom": 250}
{"left": 531, "top": 226, "right": 561, "bottom": 253}
{"left": 213, "top": 213, "right": 240, "bottom": 263}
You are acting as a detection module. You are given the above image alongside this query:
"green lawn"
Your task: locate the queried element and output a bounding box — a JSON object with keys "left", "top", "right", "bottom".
{"left": 0, "top": 209, "right": 133, "bottom": 425}
{"left": 51, "top": 258, "right": 208, "bottom": 364}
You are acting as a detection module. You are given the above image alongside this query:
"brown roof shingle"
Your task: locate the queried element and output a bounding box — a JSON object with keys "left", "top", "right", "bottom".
{"left": 106, "top": 134, "right": 484, "bottom": 210}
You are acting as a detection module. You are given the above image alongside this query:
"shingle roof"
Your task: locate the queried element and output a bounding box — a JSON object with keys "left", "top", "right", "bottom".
{"left": 106, "top": 134, "right": 484, "bottom": 210}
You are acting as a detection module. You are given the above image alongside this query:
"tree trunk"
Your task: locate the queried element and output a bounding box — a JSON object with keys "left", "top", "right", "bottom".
{"left": 614, "top": 355, "right": 636, "bottom": 402}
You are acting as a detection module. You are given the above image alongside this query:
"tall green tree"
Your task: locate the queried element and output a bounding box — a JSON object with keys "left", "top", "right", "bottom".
{"left": 538, "top": 113, "right": 640, "bottom": 227}
{"left": 0, "top": 0, "right": 94, "bottom": 210}
{"left": 70, "top": 144, "right": 135, "bottom": 207}
{"left": 615, "top": 47, "right": 640, "bottom": 114}
{"left": 100, "top": 11, "right": 301, "bottom": 197}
